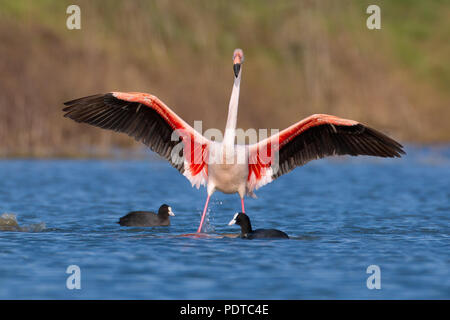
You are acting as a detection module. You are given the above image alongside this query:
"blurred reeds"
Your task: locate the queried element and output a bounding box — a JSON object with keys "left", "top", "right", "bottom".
{"left": 0, "top": 0, "right": 449, "bottom": 157}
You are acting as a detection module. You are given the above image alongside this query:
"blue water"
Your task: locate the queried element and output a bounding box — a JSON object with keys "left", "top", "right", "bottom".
{"left": 0, "top": 146, "right": 449, "bottom": 299}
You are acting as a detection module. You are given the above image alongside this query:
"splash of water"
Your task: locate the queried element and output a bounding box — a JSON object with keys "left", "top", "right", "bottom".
{"left": 0, "top": 213, "right": 46, "bottom": 232}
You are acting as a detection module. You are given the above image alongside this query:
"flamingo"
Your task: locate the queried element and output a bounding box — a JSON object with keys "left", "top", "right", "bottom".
{"left": 63, "top": 48, "right": 405, "bottom": 233}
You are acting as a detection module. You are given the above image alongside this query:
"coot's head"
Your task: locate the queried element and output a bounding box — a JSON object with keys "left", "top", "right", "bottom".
{"left": 158, "top": 204, "right": 175, "bottom": 217}
{"left": 228, "top": 212, "right": 252, "bottom": 233}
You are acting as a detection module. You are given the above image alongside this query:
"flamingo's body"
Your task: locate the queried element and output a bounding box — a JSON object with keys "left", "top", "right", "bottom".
{"left": 63, "top": 49, "right": 405, "bottom": 233}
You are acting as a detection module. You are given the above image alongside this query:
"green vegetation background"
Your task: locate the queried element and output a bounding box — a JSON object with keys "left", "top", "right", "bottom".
{"left": 0, "top": 0, "right": 449, "bottom": 157}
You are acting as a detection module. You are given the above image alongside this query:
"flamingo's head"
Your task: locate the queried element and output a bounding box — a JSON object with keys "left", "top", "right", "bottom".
{"left": 233, "top": 48, "right": 244, "bottom": 78}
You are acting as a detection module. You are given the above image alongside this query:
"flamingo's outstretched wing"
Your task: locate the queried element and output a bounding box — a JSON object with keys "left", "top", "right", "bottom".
{"left": 247, "top": 114, "right": 405, "bottom": 192}
{"left": 63, "top": 92, "right": 209, "bottom": 188}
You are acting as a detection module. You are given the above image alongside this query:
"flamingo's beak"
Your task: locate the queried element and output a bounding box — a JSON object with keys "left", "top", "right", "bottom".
{"left": 233, "top": 63, "right": 241, "bottom": 78}
{"left": 233, "top": 53, "right": 242, "bottom": 78}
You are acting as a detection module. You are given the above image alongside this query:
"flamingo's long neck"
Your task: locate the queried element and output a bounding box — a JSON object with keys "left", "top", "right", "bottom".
{"left": 223, "top": 72, "right": 241, "bottom": 146}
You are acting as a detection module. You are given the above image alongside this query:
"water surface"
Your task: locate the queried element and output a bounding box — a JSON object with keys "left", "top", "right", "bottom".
{"left": 0, "top": 146, "right": 448, "bottom": 299}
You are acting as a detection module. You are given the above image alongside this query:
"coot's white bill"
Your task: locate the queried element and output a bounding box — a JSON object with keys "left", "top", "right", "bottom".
{"left": 228, "top": 213, "right": 239, "bottom": 225}
{"left": 168, "top": 207, "right": 175, "bottom": 216}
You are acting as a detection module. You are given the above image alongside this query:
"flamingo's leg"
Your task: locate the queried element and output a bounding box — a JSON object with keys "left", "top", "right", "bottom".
{"left": 197, "top": 195, "right": 211, "bottom": 233}
{"left": 241, "top": 197, "right": 245, "bottom": 213}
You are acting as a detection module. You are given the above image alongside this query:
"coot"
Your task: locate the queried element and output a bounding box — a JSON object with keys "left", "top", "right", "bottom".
{"left": 228, "top": 212, "right": 289, "bottom": 239}
{"left": 118, "top": 204, "right": 174, "bottom": 227}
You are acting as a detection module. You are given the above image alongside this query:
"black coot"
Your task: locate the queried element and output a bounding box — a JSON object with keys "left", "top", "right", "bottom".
{"left": 228, "top": 212, "right": 289, "bottom": 239}
{"left": 118, "top": 204, "right": 174, "bottom": 227}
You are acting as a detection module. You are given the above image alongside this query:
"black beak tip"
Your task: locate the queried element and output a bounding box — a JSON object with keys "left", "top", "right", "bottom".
{"left": 233, "top": 63, "right": 241, "bottom": 78}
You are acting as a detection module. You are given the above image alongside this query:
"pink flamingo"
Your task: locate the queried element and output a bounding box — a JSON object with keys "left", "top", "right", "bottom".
{"left": 63, "top": 49, "right": 404, "bottom": 233}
